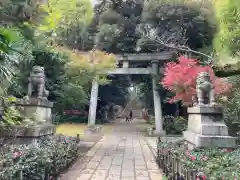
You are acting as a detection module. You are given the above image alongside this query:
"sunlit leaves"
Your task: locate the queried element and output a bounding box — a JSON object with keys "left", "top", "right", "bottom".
{"left": 213, "top": 0, "right": 240, "bottom": 65}
{"left": 57, "top": 46, "right": 115, "bottom": 70}
{"left": 39, "top": 0, "right": 93, "bottom": 33}
{"left": 55, "top": 46, "right": 115, "bottom": 85}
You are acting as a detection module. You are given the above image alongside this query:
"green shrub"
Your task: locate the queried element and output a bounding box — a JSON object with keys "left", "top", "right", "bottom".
{"left": 147, "top": 117, "right": 155, "bottom": 125}
{"left": 59, "top": 115, "right": 88, "bottom": 124}
{"left": 163, "top": 115, "right": 187, "bottom": 135}
{"left": 0, "top": 135, "right": 80, "bottom": 180}
{"left": 221, "top": 75, "right": 240, "bottom": 136}
{"left": 158, "top": 139, "right": 240, "bottom": 179}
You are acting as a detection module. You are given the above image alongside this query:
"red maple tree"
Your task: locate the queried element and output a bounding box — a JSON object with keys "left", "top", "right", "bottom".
{"left": 161, "top": 56, "right": 232, "bottom": 106}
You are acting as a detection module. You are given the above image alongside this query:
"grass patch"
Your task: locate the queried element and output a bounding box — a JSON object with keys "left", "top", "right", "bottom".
{"left": 56, "top": 123, "right": 114, "bottom": 137}
{"left": 163, "top": 176, "right": 168, "bottom": 180}
{"left": 56, "top": 123, "right": 87, "bottom": 136}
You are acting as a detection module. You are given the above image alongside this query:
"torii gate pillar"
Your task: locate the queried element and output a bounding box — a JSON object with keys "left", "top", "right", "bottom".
{"left": 88, "top": 77, "right": 99, "bottom": 127}
{"left": 151, "top": 60, "right": 165, "bottom": 136}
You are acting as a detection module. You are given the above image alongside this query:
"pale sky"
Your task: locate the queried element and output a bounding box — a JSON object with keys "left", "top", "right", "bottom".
{"left": 92, "top": 0, "right": 98, "bottom": 6}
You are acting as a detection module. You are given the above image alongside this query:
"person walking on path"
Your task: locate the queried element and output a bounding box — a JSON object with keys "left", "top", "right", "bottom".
{"left": 125, "top": 115, "right": 129, "bottom": 122}
{"left": 129, "top": 110, "right": 133, "bottom": 121}
{"left": 125, "top": 110, "right": 133, "bottom": 122}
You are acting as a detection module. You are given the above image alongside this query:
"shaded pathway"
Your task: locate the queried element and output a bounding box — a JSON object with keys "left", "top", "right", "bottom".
{"left": 60, "top": 119, "right": 163, "bottom": 180}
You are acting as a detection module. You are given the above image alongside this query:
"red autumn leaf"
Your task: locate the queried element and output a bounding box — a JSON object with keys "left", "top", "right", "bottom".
{"left": 161, "top": 55, "right": 232, "bottom": 106}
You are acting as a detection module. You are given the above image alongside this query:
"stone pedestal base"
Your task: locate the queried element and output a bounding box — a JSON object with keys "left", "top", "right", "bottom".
{"left": 1, "top": 124, "right": 56, "bottom": 145}
{"left": 184, "top": 105, "right": 236, "bottom": 149}
{"left": 153, "top": 130, "right": 166, "bottom": 137}
{"left": 16, "top": 98, "right": 53, "bottom": 124}
{"left": 184, "top": 131, "right": 235, "bottom": 149}
{"left": 146, "top": 127, "right": 165, "bottom": 137}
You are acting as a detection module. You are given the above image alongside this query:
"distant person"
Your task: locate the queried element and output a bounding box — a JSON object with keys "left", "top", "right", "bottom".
{"left": 125, "top": 115, "right": 129, "bottom": 122}
{"left": 125, "top": 110, "right": 133, "bottom": 122}
{"left": 129, "top": 110, "right": 133, "bottom": 121}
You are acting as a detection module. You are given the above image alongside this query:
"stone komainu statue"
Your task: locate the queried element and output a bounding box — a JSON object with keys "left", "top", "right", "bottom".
{"left": 27, "top": 66, "right": 49, "bottom": 100}
{"left": 195, "top": 71, "right": 216, "bottom": 106}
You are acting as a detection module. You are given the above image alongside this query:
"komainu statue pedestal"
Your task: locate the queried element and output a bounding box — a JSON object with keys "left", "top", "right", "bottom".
{"left": 17, "top": 98, "right": 53, "bottom": 124}
{"left": 183, "top": 105, "right": 235, "bottom": 149}
{"left": 2, "top": 98, "right": 56, "bottom": 145}
{"left": 1, "top": 124, "right": 56, "bottom": 145}
{"left": 183, "top": 71, "right": 236, "bottom": 150}
{"left": 0, "top": 66, "right": 56, "bottom": 145}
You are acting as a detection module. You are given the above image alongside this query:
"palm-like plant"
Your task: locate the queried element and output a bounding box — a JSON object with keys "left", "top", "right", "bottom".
{"left": 0, "top": 27, "right": 32, "bottom": 96}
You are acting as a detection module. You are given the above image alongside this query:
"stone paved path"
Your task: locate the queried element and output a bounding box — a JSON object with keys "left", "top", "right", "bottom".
{"left": 60, "top": 119, "right": 163, "bottom": 180}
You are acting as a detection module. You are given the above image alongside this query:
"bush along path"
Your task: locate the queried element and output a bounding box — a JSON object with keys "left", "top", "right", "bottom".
{"left": 0, "top": 135, "right": 80, "bottom": 180}
{"left": 157, "top": 139, "right": 240, "bottom": 180}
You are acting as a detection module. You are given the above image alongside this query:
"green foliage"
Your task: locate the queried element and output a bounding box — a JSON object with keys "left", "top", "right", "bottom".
{"left": 0, "top": 96, "right": 37, "bottom": 126}
{"left": 0, "top": 27, "right": 32, "bottom": 95}
{"left": 92, "top": 0, "right": 143, "bottom": 53}
{"left": 138, "top": 78, "right": 154, "bottom": 111}
{"left": 2, "top": 106, "right": 23, "bottom": 125}
{"left": 32, "top": 49, "right": 67, "bottom": 101}
{"left": 9, "top": 47, "right": 67, "bottom": 101}
{"left": 158, "top": 139, "right": 240, "bottom": 179}
{"left": 163, "top": 115, "right": 187, "bottom": 135}
{"left": 0, "top": 27, "right": 23, "bottom": 53}
{"left": 137, "top": 76, "right": 174, "bottom": 114}
{"left": 59, "top": 115, "right": 88, "bottom": 124}
{"left": 213, "top": 0, "right": 240, "bottom": 65}
{"left": 144, "top": 115, "right": 187, "bottom": 135}
{"left": 39, "top": 0, "right": 93, "bottom": 49}
{"left": 39, "top": 0, "right": 93, "bottom": 31}
{"left": 95, "top": 24, "right": 121, "bottom": 51}
{"left": 220, "top": 75, "right": 240, "bottom": 136}
{"left": 138, "top": 0, "right": 215, "bottom": 52}
{"left": 0, "top": 135, "right": 80, "bottom": 180}
{"left": 0, "top": 0, "right": 42, "bottom": 25}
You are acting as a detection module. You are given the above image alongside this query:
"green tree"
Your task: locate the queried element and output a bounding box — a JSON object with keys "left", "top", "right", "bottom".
{"left": 38, "top": 0, "right": 93, "bottom": 49}
{"left": 213, "top": 0, "right": 240, "bottom": 65}
{"left": 0, "top": 0, "right": 42, "bottom": 25}
{"left": 93, "top": 0, "right": 144, "bottom": 53}
{"left": 137, "top": 0, "right": 215, "bottom": 53}
{"left": 53, "top": 47, "right": 116, "bottom": 117}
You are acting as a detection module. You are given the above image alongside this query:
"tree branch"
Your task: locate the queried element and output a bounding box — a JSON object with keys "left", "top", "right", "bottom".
{"left": 151, "top": 37, "right": 240, "bottom": 77}
{"left": 152, "top": 37, "right": 214, "bottom": 64}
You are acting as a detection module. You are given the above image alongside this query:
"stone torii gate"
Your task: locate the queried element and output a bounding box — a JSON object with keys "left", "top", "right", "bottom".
{"left": 88, "top": 52, "right": 174, "bottom": 135}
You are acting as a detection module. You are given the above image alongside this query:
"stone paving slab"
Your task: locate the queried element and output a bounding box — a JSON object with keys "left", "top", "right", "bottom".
{"left": 61, "top": 119, "right": 163, "bottom": 180}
